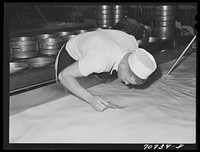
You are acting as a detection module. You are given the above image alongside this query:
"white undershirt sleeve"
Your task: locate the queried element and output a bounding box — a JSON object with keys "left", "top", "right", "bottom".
{"left": 78, "top": 52, "right": 106, "bottom": 77}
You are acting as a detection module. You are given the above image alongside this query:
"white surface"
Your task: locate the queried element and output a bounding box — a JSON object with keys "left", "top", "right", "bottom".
{"left": 9, "top": 52, "right": 196, "bottom": 143}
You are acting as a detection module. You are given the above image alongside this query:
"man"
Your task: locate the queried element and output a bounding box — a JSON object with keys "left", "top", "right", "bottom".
{"left": 55, "top": 29, "right": 157, "bottom": 112}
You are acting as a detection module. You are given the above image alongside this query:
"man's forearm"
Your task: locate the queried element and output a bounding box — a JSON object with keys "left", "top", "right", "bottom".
{"left": 59, "top": 73, "right": 94, "bottom": 103}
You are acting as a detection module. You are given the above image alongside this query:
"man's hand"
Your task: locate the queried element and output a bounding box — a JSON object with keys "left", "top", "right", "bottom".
{"left": 88, "top": 95, "right": 109, "bottom": 112}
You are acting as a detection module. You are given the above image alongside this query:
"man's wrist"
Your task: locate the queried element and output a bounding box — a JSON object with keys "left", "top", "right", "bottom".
{"left": 86, "top": 92, "right": 95, "bottom": 103}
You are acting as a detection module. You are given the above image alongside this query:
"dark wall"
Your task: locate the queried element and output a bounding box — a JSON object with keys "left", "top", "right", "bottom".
{"left": 7, "top": 4, "right": 96, "bottom": 27}
{"left": 6, "top": 4, "right": 197, "bottom": 28}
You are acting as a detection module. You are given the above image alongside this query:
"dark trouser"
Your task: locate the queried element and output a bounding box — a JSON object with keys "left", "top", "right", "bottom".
{"left": 56, "top": 45, "right": 76, "bottom": 82}
{"left": 56, "top": 45, "right": 110, "bottom": 82}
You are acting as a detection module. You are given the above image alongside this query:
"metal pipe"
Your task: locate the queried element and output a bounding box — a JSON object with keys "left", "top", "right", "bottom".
{"left": 165, "top": 35, "right": 196, "bottom": 76}
{"left": 10, "top": 79, "right": 56, "bottom": 95}
{"left": 34, "top": 6, "right": 48, "bottom": 23}
{"left": 14, "top": 6, "right": 28, "bottom": 26}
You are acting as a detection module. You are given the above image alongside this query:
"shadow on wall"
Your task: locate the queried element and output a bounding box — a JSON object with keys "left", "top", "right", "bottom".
{"left": 8, "top": 5, "right": 97, "bottom": 27}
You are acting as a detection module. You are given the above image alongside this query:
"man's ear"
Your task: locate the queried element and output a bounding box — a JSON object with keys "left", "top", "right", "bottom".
{"left": 121, "top": 55, "right": 130, "bottom": 70}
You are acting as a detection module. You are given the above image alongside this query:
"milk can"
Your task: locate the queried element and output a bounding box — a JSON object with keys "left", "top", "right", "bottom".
{"left": 153, "top": 5, "right": 177, "bottom": 40}
{"left": 113, "top": 5, "right": 127, "bottom": 24}
{"left": 35, "top": 34, "right": 62, "bottom": 56}
{"left": 10, "top": 36, "right": 38, "bottom": 59}
{"left": 96, "top": 5, "right": 114, "bottom": 28}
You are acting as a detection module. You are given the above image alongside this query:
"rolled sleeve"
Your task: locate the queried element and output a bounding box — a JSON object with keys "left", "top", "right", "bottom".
{"left": 78, "top": 52, "right": 106, "bottom": 76}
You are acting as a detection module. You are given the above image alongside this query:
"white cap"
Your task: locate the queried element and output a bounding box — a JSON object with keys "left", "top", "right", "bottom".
{"left": 128, "top": 48, "right": 157, "bottom": 79}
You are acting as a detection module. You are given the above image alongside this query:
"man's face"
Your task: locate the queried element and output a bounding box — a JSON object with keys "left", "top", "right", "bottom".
{"left": 117, "top": 53, "right": 146, "bottom": 86}
{"left": 117, "top": 67, "right": 139, "bottom": 85}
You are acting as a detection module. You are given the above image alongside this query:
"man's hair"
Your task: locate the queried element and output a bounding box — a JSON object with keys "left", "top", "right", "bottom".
{"left": 132, "top": 71, "right": 146, "bottom": 85}
{"left": 111, "top": 18, "right": 143, "bottom": 40}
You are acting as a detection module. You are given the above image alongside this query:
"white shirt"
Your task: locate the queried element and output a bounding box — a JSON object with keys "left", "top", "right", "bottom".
{"left": 66, "top": 29, "right": 138, "bottom": 76}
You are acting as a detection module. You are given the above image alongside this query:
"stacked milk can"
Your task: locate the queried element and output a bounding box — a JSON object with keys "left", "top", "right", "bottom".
{"left": 35, "top": 34, "right": 62, "bottom": 56}
{"left": 10, "top": 37, "right": 38, "bottom": 60}
{"left": 153, "top": 5, "right": 177, "bottom": 40}
{"left": 55, "top": 31, "right": 71, "bottom": 43}
{"left": 96, "top": 5, "right": 113, "bottom": 28}
{"left": 113, "top": 5, "right": 127, "bottom": 24}
{"left": 95, "top": 5, "right": 127, "bottom": 28}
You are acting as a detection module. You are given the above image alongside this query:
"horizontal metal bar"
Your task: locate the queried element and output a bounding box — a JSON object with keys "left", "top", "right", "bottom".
{"left": 10, "top": 79, "right": 56, "bottom": 95}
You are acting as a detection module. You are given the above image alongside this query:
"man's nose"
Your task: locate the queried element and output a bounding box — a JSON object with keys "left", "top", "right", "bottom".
{"left": 124, "top": 81, "right": 129, "bottom": 85}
